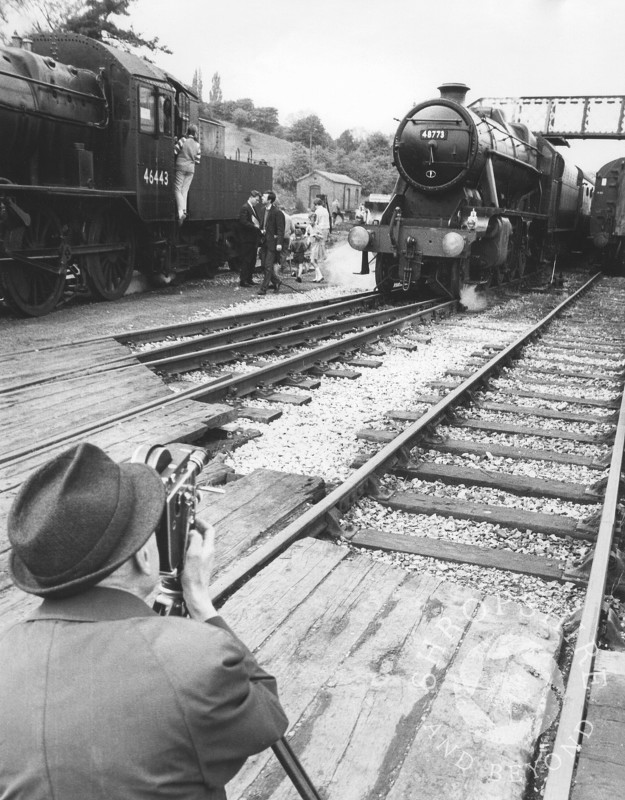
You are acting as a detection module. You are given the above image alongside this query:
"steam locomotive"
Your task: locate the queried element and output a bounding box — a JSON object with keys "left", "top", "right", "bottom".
{"left": 590, "top": 157, "right": 625, "bottom": 271}
{"left": 348, "top": 83, "right": 594, "bottom": 298}
{"left": 0, "top": 33, "right": 271, "bottom": 316}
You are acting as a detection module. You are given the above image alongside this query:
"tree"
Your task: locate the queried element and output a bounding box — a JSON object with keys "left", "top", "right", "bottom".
{"left": 286, "top": 114, "right": 331, "bottom": 149}
{"left": 275, "top": 143, "right": 312, "bottom": 190}
{"left": 209, "top": 72, "right": 223, "bottom": 105}
{"left": 232, "top": 108, "right": 251, "bottom": 129}
{"left": 336, "top": 129, "right": 358, "bottom": 154}
{"left": 191, "top": 68, "right": 203, "bottom": 102}
{"left": 4, "top": 0, "right": 170, "bottom": 52}
{"left": 234, "top": 98, "right": 254, "bottom": 113}
{"left": 252, "top": 106, "right": 279, "bottom": 134}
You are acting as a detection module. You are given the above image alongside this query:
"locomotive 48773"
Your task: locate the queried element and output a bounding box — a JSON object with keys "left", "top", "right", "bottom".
{"left": 0, "top": 33, "right": 271, "bottom": 316}
{"left": 348, "top": 83, "right": 594, "bottom": 298}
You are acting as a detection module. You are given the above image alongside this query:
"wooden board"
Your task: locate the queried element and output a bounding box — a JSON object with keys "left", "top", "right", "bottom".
{"left": 379, "top": 490, "right": 596, "bottom": 540}
{"left": 453, "top": 418, "right": 606, "bottom": 444}
{"left": 196, "top": 468, "right": 326, "bottom": 584}
{"left": 509, "top": 366, "right": 623, "bottom": 384}
{"left": 496, "top": 386, "right": 619, "bottom": 409}
{"left": 425, "top": 437, "right": 608, "bottom": 469}
{"left": 0, "top": 338, "right": 131, "bottom": 392}
{"left": 347, "top": 527, "right": 567, "bottom": 580}
{"left": 571, "top": 650, "right": 625, "bottom": 800}
{"left": 262, "top": 392, "right": 311, "bottom": 405}
{"left": 475, "top": 401, "right": 615, "bottom": 425}
{"left": 237, "top": 407, "right": 283, "bottom": 423}
{"left": 392, "top": 462, "right": 601, "bottom": 503}
{"left": 220, "top": 538, "right": 563, "bottom": 800}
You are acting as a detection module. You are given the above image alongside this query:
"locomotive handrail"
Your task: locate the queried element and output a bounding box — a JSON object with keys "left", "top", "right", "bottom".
{"left": 388, "top": 206, "right": 401, "bottom": 256}
{"left": 484, "top": 148, "right": 542, "bottom": 173}
{"left": 0, "top": 184, "right": 134, "bottom": 197}
{"left": 0, "top": 100, "right": 108, "bottom": 129}
{"left": 476, "top": 116, "right": 542, "bottom": 155}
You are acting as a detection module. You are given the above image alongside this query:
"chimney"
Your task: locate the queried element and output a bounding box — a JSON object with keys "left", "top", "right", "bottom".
{"left": 11, "top": 32, "right": 23, "bottom": 49}
{"left": 438, "top": 83, "right": 470, "bottom": 105}
{"left": 22, "top": 38, "right": 33, "bottom": 51}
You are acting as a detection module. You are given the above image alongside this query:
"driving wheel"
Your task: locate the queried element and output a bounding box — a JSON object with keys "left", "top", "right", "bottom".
{"left": 2, "top": 209, "right": 65, "bottom": 317}
{"left": 85, "top": 209, "right": 136, "bottom": 300}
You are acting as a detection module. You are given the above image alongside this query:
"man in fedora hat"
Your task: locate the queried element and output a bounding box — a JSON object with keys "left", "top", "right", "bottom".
{"left": 0, "top": 442, "right": 288, "bottom": 800}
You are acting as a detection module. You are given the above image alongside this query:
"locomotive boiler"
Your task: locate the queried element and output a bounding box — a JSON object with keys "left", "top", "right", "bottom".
{"left": 0, "top": 33, "right": 272, "bottom": 316}
{"left": 590, "top": 157, "right": 625, "bottom": 271}
{"left": 348, "top": 83, "right": 593, "bottom": 298}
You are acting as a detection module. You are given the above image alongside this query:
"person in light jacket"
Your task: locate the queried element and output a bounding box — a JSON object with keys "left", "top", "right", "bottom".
{"left": 174, "top": 124, "right": 201, "bottom": 222}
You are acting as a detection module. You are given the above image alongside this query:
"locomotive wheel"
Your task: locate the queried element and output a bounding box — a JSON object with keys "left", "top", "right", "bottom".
{"left": 85, "top": 210, "right": 136, "bottom": 300}
{"left": 2, "top": 210, "right": 65, "bottom": 317}
{"left": 374, "top": 254, "right": 396, "bottom": 298}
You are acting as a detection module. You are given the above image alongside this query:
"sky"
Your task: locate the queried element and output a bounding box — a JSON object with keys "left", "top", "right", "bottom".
{"left": 7, "top": 0, "right": 625, "bottom": 172}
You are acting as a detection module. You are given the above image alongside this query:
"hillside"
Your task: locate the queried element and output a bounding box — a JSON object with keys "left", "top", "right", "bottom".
{"left": 221, "top": 120, "right": 295, "bottom": 168}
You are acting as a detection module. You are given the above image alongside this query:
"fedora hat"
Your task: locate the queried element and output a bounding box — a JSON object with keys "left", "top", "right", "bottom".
{"left": 8, "top": 442, "right": 166, "bottom": 597}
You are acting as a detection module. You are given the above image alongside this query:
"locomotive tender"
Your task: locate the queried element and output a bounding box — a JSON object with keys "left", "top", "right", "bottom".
{"left": 348, "top": 83, "right": 594, "bottom": 297}
{"left": 590, "top": 157, "right": 625, "bottom": 271}
{"left": 0, "top": 33, "right": 271, "bottom": 316}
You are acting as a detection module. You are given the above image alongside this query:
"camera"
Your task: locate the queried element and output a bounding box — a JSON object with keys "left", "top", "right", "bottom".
{"left": 132, "top": 443, "right": 211, "bottom": 615}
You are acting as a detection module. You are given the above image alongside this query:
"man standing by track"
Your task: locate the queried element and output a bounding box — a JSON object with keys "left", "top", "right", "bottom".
{"left": 236, "top": 189, "right": 262, "bottom": 286}
{"left": 258, "top": 190, "right": 285, "bottom": 295}
{"left": 0, "top": 442, "right": 288, "bottom": 799}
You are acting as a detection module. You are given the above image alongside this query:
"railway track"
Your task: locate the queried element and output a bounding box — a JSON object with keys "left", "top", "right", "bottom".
{"left": 0, "top": 292, "right": 456, "bottom": 464}
{"left": 207, "top": 273, "right": 625, "bottom": 799}
{"left": 1, "top": 271, "right": 623, "bottom": 798}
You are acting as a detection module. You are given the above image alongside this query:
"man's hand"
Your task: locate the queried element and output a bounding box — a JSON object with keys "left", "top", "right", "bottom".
{"left": 181, "top": 520, "right": 219, "bottom": 621}
{"left": 276, "top": 244, "right": 282, "bottom": 251}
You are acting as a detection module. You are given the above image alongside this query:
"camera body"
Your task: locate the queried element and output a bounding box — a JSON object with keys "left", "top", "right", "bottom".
{"left": 132, "top": 443, "right": 209, "bottom": 615}
{"left": 132, "top": 443, "right": 208, "bottom": 573}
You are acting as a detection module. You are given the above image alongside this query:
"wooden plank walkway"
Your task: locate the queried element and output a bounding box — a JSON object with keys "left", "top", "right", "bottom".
{"left": 0, "top": 335, "right": 246, "bottom": 623}
{"left": 571, "top": 650, "right": 625, "bottom": 799}
{"left": 221, "top": 538, "right": 563, "bottom": 800}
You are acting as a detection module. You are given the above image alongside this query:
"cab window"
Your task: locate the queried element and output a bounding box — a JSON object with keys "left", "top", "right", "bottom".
{"left": 159, "top": 95, "right": 173, "bottom": 136}
{"left": 138, "top": 86, "right": 155, "bottom": 133}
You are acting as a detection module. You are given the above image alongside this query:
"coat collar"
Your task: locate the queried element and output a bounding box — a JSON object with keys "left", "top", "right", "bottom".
{"left": 28, "top": 587, "right": 157, "bottom": 622}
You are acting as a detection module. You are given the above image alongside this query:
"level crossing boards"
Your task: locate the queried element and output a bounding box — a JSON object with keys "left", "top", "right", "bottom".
{"left": 223, "top": 538, "right": 563, "bottom": 800}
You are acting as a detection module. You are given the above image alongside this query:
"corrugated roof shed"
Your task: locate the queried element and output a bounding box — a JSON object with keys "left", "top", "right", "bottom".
{"left": 298, "top": 170, "right": 361, "bottom": 186}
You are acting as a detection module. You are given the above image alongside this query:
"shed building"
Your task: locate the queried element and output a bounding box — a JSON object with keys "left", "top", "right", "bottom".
{"left": 296, "top": 170, "right": 362, "bottom": 213}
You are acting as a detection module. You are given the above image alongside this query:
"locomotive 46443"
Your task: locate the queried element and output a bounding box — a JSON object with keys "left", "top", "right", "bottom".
{"left": 348, "top": 83, "right": 594, "bottom": 299}
{"left": 0, "top": 33, "right": 271, "bottom": 316}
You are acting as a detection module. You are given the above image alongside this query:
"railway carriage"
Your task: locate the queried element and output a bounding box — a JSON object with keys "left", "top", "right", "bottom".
{"left": 349, "top": 83, "right": 594, "bottom": 298}
{"left": 0, "top": 33, "right": 271, "bottom": 316}
{"left": 589, "top": 156, "right": 625, "bottom": 271}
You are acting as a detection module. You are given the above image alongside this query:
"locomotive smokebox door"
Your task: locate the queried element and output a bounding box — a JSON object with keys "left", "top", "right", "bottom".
{"left": 135, "top": 81, "right": 175, "bottom": 221}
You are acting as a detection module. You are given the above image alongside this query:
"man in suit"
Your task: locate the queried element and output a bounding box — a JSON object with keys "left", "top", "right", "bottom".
{"left": 0, "top": 442, "right": 288, "bottom": 800}
{"left": 258, "top": 190, "right": 285, "bottom": 295}
{"left": 235, "top": 189, "right": 262, "bottom": 286}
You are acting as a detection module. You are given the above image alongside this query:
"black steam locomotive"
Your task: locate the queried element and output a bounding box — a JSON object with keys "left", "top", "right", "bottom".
{"left": 348, "top": 83, "right": 594, "bottom": 298}
{"left": 590, "top": 157, "right": 625, "bottom": 271}
{"left": 0, "top": 33, "right": 271, "bottom": 316}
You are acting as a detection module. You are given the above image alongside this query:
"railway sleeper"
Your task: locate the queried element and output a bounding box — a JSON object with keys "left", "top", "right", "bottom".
{"left": 447, "top": 366, "right": 623, "bottom": 384}
{"left": 390, "top": 461, "right": 603, "bottom": 503}
{"left": 420, "top": 436, "right": 611, "bottom": 469}
{"left": 450, "top": 417, "right": 612, "bottom": 444}
{"left": 373, "top": 490, "right": 598, "bottom": 540}
{"left": 344, "top": 528, "right": 625, "bottom": 598}
{"left": 392, "top": 402, "right": 615, "bottom": 425}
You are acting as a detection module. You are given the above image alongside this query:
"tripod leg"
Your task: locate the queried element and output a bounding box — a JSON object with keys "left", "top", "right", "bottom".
{"left": 271, "top": 738, "right": 322, "bottom": 800}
